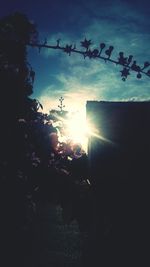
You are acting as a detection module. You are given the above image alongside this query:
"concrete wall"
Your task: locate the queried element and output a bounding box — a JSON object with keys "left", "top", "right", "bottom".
{"left": 87, "top": 101, "right": 150, "bottom": 183}
{"left": 86, "top": 101, "right": 150, "bottom": 266}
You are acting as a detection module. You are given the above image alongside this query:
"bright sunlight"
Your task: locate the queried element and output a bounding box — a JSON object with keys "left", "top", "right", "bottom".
{"left": 58, "top": 110, "right": 98, "bottom": 152}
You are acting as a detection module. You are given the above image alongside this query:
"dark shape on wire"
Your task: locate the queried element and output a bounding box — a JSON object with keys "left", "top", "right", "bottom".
{"left": 64, "top": 44, "right": 72, "bottom": 56}
{"left": 92, "top": 49, "right": 99, "bottom": 57}
{"left": 147, "top": 70, "right": 150, "bottom": 76}
{"left": 81, "top": 38, "right": 92, "bottom": 50}
{"left": 99, "top": 43, "right": 106, "bottom": 55}
{"left": 131, "top": 61, "right": 141, "bottom": 72}
{"left": 105, "top": 46, "right": 114, "bottom": 58}
{"left": 57, "top": 39, "right": 61, "bottom": 47}
{"left": 100, "top": 43, "right": 106, "bottom": 49}
{"left": 118, "top": 52, "right": 127, "bottom": 65}
{"left": 137, "top": 73, "right": 142, "bottom": 79}
{"left": 120, "top": 67, "right": 130, "bottom": 81}
{"left": 127, "top": 55, "right": 133, "bottom": 66}
{"left": 85, "top": 49, "right": 94, "bottom": 59}
{"left": 141, "top": 61, "right": 150, "bottom": 70}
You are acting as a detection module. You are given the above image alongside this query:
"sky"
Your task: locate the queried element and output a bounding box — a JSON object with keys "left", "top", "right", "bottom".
{"left": 1, "top": 0, "right": 150, "bottom": 113}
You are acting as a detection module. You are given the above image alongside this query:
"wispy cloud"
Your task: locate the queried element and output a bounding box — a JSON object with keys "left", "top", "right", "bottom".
{"left": 35, "top": 0, "right": 150, "bottom": 112}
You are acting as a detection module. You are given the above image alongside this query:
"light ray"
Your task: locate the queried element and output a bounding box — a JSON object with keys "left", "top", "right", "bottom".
{"left": 52, "top": 110, "right": 113, "bottom": 152}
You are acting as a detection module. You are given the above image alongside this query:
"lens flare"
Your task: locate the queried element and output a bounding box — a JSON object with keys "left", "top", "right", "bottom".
{"left": 65, "top": 112, "right": 88, "bottom": 151}
{"left": 52, "top": 109, "right": 113, "bottom": 153}
{"left": 56, "top": 110, "right": 98, "bottom": 152}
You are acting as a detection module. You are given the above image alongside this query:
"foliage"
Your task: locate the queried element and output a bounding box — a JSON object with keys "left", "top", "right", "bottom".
{"left": 0, "top": 13, "right": 91, "bottom": 266}
{"left": 0, "top": 12, "right": 38, "bottom": 103}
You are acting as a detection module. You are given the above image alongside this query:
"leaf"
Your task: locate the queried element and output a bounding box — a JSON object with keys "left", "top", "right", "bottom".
{"left": 120, "top": 67, "right": 130, "bottom": 79}
{"left": 118, "top": 52, "right": 127, "bottom": 65}
{"left": 137, "top": 73, "right": 142, "bottom": 79}
{"left": 92, "top": 49, "right": 99, "bottom": 57}
{"left": 100, "top": 43, "right": 106, "bottom": 50}
{"left": 131, "top": 61, "right": 141, "bottom": 72}
{"left": 85, "top": 49, "right": 93, "bottom": 58}
{"left": 80, "top": 38, "right": 92, "bottom": 50}
{"left": 64, "top": 44, "right": 72, "bottom": 56}
{"left": 142, "top": 61, "right": 150, "bottom": 70}
{"left": 105, "top": 46, "right": 114, "bottom": 58}
{"left": 127, "top": 55, "right": 133, "bottom": 66}
{"left": 146, "top": 69, "right": 150, "bottom": 76}
{"left": 39, "top": 103, "right": 43, "bottom": 109}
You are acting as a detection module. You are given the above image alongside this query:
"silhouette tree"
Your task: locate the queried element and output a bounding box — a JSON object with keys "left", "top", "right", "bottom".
{"left": 0, "top": 13, "right": 91, "bottom": 267}
{"left": 0, "top": 13, "right": 59, "bottom": 267}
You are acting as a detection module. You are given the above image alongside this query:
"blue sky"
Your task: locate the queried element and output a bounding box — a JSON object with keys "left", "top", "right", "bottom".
{"left": 1, "top": 0, "right": 150, "bottom": 113}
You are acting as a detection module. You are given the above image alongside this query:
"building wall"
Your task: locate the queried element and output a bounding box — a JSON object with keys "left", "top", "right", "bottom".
{"left": 85, "top": 101, "right": 150, "bottom": 266}
{"left": 87, "top": 101, "right": 150, "bottom": 183}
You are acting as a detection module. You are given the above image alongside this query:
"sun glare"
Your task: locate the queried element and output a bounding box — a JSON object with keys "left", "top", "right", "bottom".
{"left": 58, "top": 110, "right": 98, "bottom": 152}
{"left": 41, "top": 97, "right": 111, "bottom": 152}
{"left": 66, "top": 112, "right": 88, "bottom": 151}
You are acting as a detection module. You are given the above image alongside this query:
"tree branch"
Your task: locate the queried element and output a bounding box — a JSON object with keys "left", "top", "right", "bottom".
{"left": 28, "top": 38, "right": 150, "bottom": 81}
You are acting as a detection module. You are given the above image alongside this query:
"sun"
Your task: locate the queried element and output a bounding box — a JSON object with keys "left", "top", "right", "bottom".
{"left": 58, "top": 109, "right": 97, "bottom": 152}
{"left": 50, "top": 107, "right": 110, "bottom": 153}
{"left": 66, "top": 112, "right": 88, "bottom": 151}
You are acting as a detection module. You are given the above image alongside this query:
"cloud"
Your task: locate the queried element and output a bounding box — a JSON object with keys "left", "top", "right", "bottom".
{"left": 41, "top": 32, "right": 77, "bottom": 58}
{"left": 39, "top": 50, "right": 150, "bottom": 114}
{"left": 35, "top": 0, "right": 150, "bottom": 112}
